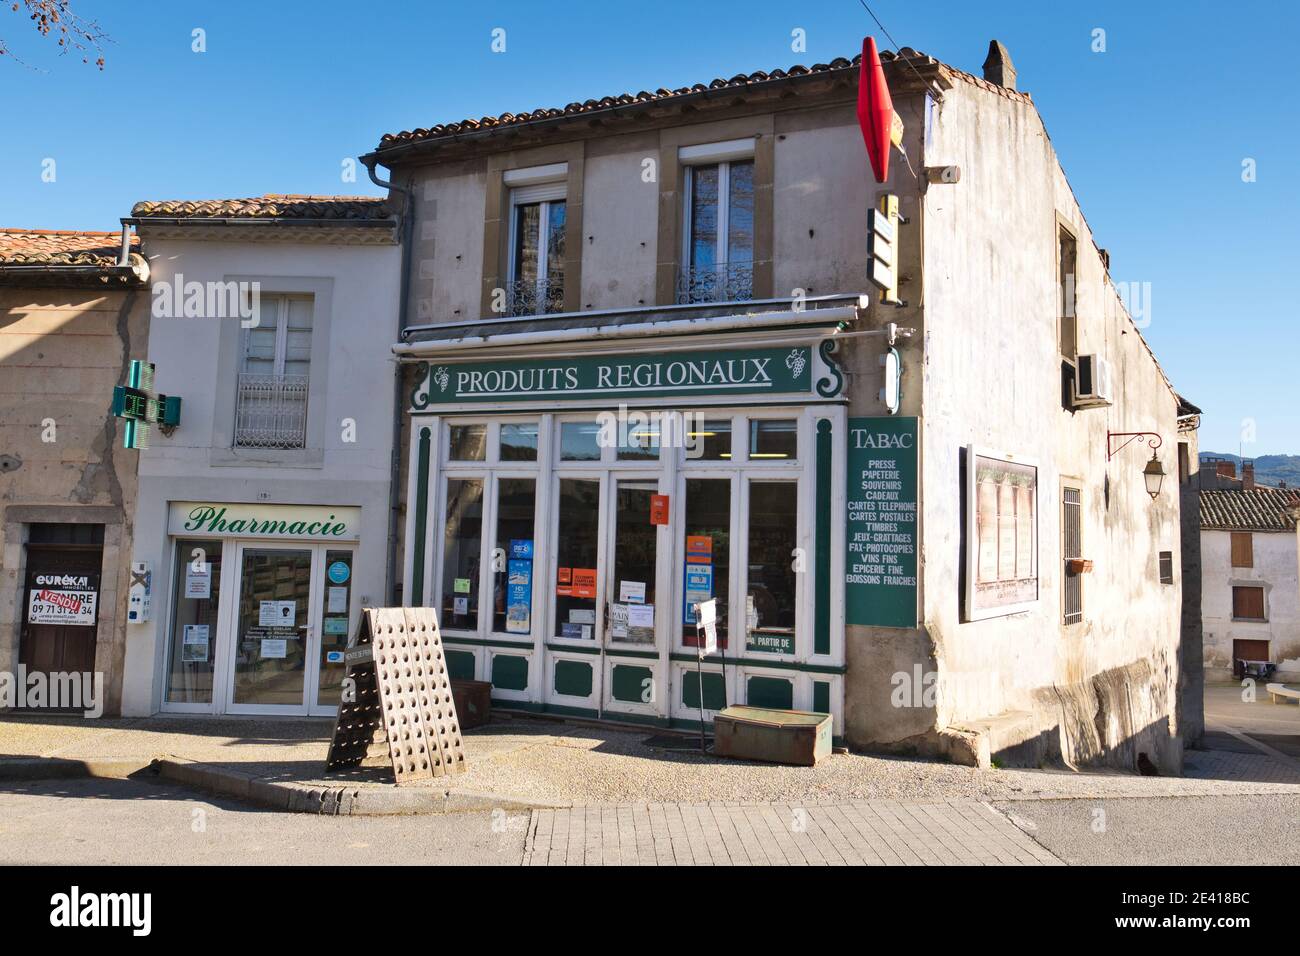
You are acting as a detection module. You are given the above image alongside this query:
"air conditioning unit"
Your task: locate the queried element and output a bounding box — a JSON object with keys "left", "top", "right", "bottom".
{"left": 1073, "top": 354, "right": 1114, "bottom": 407}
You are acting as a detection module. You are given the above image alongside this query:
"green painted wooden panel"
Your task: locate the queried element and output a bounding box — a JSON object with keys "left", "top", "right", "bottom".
{"left": 553, "top": 659, "right": 593, "bottom": 698}
{"left": 812, "top": 680, "right": 830, "bottom": 715}
{"left": 491, "top": 653, "right": 529, "bottom": 691}
{"left": 814, "top": 418, "right": 833, "bottom": 655}
{"left": 746, "top": 675, "right": 793, "bottom": 710}
{"left": 682, "top": 670, "right": 727, "bottom": 711}
{"left": 611, "top": 664, "right": 654, "bottom": 703}
{"left": 445, "top": 649, "right": 476, "bottom": 681}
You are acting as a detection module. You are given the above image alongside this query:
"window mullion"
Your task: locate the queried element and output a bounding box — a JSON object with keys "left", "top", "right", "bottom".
{"left": 717, "top": 162, "right": 730, "bottom": 267}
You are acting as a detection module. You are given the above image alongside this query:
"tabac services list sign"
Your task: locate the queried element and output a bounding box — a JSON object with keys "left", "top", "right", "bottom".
{"left": 845, "top": 417, "right": 917, "bottom": 628}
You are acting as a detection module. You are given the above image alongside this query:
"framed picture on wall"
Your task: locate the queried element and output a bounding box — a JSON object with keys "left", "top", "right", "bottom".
{"left": 964, "top": 446, "right": 1040, "bottom": 621}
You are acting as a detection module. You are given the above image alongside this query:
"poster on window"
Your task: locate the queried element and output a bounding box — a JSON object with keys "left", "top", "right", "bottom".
{"left": 964, "top": 447, "right": 1038, "bottom": 620}
{"left": 505, "top": 557, "right": 532, "bottom": 634}
{"left": 27, "top": 574, "right": 99, "bottom": 626}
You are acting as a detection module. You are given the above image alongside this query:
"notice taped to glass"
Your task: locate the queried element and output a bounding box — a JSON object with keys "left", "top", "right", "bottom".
{"left": 845, "top": 417, "right": 917, "bottom": 628}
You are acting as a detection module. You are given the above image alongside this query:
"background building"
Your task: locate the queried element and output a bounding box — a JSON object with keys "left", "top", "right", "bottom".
{"left": 0, "top": 228, "right": 151, "bottom": 715}
{"left": 1198, "top": 460, "right": 1300, "bottom": 681}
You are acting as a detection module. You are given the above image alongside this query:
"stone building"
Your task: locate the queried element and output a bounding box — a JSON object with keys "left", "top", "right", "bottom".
{"left": 1197, "top": 460, "right": 1300, "bottom": 681}
{"left": 0, "top": 228, "right": 151, "bottom": 715}
{"left": 355, "top": 40, "right": 1187, "bottom": 769}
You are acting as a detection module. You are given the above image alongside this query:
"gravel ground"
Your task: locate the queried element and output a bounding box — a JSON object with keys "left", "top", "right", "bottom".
{"left": 6, "top": 712, "right": 1300, "bottom": 805}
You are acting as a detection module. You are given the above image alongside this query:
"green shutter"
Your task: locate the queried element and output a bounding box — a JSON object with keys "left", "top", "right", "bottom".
{"left": 682, "top": 670, "right": 727, "bottom": 711}
{"left": 814, "top": 418, "right": 832, "bottom": 655}
{"left": 812, "top": 680, "right": 830, "bottom": 715}
{"left": 553, "top": 659, "right": 594, "bottom": 698}
{"left": 747, "top": 675, "right": 793, "bottom": 710}
{"left": 445, "top": 650, "right": 476, "bottom": 681}
{"left": 491, "top": 654, "right": 529, "bottom": 691}
{"left": 611, "top": 664, "right": 654, "bottom": 703}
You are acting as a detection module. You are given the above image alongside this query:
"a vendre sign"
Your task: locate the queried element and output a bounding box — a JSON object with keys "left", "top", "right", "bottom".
{"left": 27, "top": 573, "right": 99, "bottom": 626}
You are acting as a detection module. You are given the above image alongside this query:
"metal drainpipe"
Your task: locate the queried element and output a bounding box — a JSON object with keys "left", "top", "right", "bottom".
{"left": 365, "top": 156, "right": 415, "bottom": 607}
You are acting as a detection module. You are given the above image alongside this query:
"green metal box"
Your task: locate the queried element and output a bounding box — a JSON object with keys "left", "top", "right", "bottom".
{"left": 713, "top": 705, "right": 833, "bottom": 766}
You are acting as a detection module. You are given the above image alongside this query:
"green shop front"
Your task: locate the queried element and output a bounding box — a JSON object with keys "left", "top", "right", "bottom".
{"left": 396, "top": 300, "right": 862, "bottom": 735}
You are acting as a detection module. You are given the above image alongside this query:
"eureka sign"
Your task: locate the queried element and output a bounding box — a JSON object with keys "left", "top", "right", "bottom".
{"left": 412, "top": 345, "right": 827, "bottom": 408}
{"left": 167, "top": 502, "right": 361, "bottom": 541}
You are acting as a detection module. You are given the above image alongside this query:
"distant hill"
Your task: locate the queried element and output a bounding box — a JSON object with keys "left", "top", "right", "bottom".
{"left": 1200, "top": 452, "right": 1300, "bottom": 488}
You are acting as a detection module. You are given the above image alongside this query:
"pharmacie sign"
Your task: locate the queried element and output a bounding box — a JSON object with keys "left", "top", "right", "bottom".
{"left": 168, "top": 502, "right": 361, "bottom": 541}
{"left": 413, "top": 345, "right": 826, "bottom": 408}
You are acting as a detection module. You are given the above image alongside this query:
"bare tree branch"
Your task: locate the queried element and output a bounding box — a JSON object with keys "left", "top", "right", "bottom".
{"left": 1, "top": 0, "right": 109, "bottom": 69}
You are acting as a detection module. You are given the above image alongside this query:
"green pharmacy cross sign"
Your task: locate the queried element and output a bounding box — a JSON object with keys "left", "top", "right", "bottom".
{"left": 111, "top": 361, "right": 181, "bottom": 450}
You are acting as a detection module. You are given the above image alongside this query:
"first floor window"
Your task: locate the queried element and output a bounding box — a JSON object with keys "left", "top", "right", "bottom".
{"left": 679, "top": 158, "right": 754, "bottom": 303}
{"left": 508, "top": 186, "right": 566, "bottom": 316}
{"left": 235, "top": 293, "right": 312, "bottom": 449}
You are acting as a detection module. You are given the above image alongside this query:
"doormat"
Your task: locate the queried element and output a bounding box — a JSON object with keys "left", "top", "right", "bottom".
{"left": 642, "top": 734, "right": 713, "bottom": 752}
{"left": 325, "top": 607, "right": 467, "bottom": 786}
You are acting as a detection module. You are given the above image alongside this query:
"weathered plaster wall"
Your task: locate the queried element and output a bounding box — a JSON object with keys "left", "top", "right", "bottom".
{"left": 1201, "top": 528, "right": 1300, "bottom": 678}
{"left": 906, "top": 79, "right": 1183, "bottom": 770}
{"left": 0, "top": 285, "right": 149, "bottom": 714}
{"left": 400, "top": 103, "right": 880, "bottom": 320}
{"left": 120, "top": 237, "right": 400, "bottom": 715}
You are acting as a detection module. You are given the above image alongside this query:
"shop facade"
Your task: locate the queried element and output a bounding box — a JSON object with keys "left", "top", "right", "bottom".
{"left": 151, "top": 501, "right": 362, "bottom": 715}
{"left": 398, "top": 303, "right": 855, "bottom": 734}
{"left": 117, "top": 195, "right": 401, "bottom": 716}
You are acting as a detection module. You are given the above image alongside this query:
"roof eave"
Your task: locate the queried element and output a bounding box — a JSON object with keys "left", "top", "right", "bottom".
{"left": 365, "top": 58, "right": 950, "bottom": 166}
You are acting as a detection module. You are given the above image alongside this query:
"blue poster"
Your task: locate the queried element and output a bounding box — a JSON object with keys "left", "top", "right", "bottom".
{"left": 506, "top": 557, "right": 532, "bottom": 633}
{"left": 510, "top": 539, "right": 534, "bottom": 560}
{"left": 682, "top": 562, "right": 714, "bottom": 625}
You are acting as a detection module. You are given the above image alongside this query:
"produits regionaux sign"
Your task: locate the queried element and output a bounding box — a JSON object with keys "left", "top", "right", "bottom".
{"left": 411, "top": 345, "right": 838, "bottom": 409}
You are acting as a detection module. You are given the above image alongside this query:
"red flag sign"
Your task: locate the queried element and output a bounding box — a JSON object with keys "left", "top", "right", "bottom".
{"left": 856, "top": 36, "right": 894, "bottom": 183}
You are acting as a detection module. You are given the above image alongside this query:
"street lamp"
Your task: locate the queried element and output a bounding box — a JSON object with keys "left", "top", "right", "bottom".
{"left": 1142, "top": 451, "right": 1166, "bottom": 500}
{"left": 1106, "top": 431, "right": 1165, "bottom": 501}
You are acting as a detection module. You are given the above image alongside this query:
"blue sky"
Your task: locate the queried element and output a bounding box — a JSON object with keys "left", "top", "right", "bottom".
{"left": 2, "top": 1, "right": 1293, "bottom": 455}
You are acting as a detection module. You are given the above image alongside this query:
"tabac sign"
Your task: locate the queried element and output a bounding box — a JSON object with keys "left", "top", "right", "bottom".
{"left": 411, "top": 344, "right": 841, "bottom": 409}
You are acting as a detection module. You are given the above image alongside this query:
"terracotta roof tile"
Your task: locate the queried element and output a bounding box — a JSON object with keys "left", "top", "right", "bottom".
{"left": 376, "top": 49, "right": 1029, "bottom": 152}
{"left": 1200, "top": 488, "right": 1300, "bottom": 532}
{"left": 0, "top": 229, "right": 134, "bottom": 268}
{"left": 130, "top": 194, "right": 391, "bottom": 220}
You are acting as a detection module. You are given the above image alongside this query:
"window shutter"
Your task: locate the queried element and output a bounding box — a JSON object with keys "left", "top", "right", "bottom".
{"left": 1230, "top": 532, "right": 1254, "bottom": 568}
{"left": 1233, "top": 586, "right": 1265, "bottom": 620}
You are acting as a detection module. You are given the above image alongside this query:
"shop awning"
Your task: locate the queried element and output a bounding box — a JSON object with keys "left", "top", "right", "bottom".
{"left": 394, "top": 293, "right": 867, "bottom": 358}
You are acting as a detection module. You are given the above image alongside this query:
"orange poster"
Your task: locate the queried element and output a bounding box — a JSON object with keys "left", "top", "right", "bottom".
{"left": 556, "top": 567, "right": 572, "bottom": 596}
{"left": 686, "top": 535, "right": 713, "bottom": 562}
{"left": 571, "top": 568, "right": 597, "bottom": 598}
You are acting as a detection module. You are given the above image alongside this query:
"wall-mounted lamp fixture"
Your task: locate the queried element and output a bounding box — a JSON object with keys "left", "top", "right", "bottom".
{"left": 1107, "top": 431, "right": 1165, "bottom": 500}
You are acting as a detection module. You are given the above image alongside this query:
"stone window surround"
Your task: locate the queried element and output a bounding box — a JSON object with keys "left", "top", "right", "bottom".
{"left": 209, "top": 275, "right": 334, "bottom": 469}
{"left": 480, "top": 144, "right": 586, "bottom": 318}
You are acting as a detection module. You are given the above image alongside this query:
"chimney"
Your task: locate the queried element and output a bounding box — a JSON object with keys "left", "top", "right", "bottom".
{"left": 1216, "top": 460, "right": 1237, "bottom": 480}
{"left": 1243, "top": 461, "right": 1256, "bottom": 491}
{"left": 982, "top": 40, "right": 1017, "bottom": 90}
